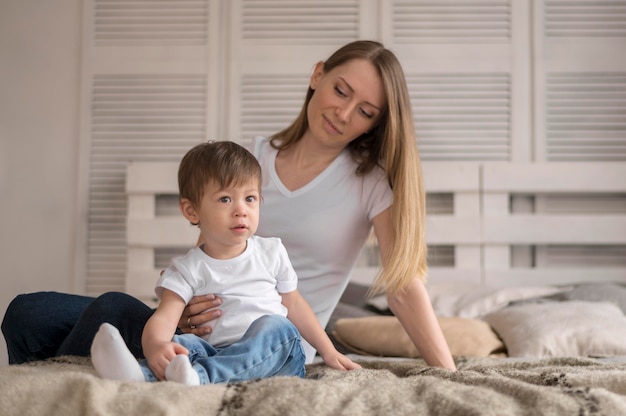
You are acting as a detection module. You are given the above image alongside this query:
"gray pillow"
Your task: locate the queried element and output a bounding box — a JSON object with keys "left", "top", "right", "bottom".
{"left": 484, "top": 301, "right": 626, "bottom": 358}
{"left": 553, "top": 283, "right": 626, "bottom": 313}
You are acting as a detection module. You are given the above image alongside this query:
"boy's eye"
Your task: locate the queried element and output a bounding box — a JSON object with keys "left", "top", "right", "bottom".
{"left": 246, "top": 196, "right": 257, "bottom": 203}
{"left": 219, "top": 196, "right": 231, "bottom": 203}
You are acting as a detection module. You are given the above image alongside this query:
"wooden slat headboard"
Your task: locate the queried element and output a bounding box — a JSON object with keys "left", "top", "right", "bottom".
{"left": 125, "top": 161, "right": 626, "bottom": 304}
{"left": 481, "top": 162, "right": 626, "bottom": 286}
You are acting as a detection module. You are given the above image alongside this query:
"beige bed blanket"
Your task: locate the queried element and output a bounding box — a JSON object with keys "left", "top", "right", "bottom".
{"left": 1, "top": 356, "right": 625, "bottom": 415}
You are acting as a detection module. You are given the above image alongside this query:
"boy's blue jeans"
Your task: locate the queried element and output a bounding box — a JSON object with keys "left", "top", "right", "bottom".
{"left": 140, "top": 315, "right": 306, "bottom": 384}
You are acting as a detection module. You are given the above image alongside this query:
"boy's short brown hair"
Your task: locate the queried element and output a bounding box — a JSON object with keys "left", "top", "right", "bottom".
{"left": 178, "top": 141, "right": 262, "bottom": 207}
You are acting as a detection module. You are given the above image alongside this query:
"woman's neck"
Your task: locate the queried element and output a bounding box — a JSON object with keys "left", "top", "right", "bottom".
{"left": 275, "top": 138, "right": 343, "bottom": 191}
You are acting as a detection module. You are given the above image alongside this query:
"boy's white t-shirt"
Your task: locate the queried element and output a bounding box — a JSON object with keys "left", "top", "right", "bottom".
{"left": 157, "top": 235, "right": 298, "bottom": 347}
{"left": 251, "top": 136, "right": 393, "bottom": 335}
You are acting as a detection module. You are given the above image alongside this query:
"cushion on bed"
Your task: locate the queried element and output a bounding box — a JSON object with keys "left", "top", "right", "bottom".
{"left": 428, "top": 285, "right": 570, "bottom": 318}
{"left": 484, "top": 301, "right": 626, "bottom": 358}
{"left": 550, "top": 283, "right": 626, "bottom": 313}
{"left": 366, "top": 284, "right": 569, "bottom": 318}
{"left": 331, "top": 315, "right": 505, "bottom": 358}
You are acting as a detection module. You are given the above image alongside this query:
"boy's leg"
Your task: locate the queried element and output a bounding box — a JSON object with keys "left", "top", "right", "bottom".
{"left": 170, "top": 333, "right": 217, "bottom": 385}
{"left": 57, "top": 292, "right": 154, "bottom": 358}
{"left": 91, "top": 323, "right": 145, "bottom": 382}
{"left": 176, "top": 315, "right": 305, "bottom": 384}
{"left": 1, "top": 292, "right": 95, "bottom": 364}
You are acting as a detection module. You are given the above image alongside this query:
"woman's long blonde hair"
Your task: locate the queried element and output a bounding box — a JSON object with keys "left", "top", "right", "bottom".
{"left": 270, "top": 40, "right": 427, "bottom": 295}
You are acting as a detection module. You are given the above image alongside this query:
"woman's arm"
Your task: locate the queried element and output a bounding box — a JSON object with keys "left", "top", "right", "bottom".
{"left": 372, "top": 208, "right": 456, "bottom": 371}
{"left": 172, "top": 234, "right": 223, "bottom": 336}
{"left": 387, "top": 279, "right": 456, "bottom": 370}
{"left": 281, "top": 291, "right": 360, "bottom": 370}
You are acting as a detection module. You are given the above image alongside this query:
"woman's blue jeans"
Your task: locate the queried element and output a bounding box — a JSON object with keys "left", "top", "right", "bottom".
{"left": 140, "top": 315, "right": 306, "bottom": 384}
{"left": 2, "top": 292, "right": 153, "bottom": 364}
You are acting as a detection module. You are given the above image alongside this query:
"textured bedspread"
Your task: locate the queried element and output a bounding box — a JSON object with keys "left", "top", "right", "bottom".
{"left": 1, "top": 355, "right": 625, "bottom": 415}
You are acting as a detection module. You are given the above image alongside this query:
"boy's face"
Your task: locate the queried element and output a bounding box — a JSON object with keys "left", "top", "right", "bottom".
{"left": 181, "top": 178, "right": 260, "bottom": 259}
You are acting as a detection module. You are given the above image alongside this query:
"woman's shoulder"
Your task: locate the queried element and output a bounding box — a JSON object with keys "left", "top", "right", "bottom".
{"left": 359, "top": 162, "right": 390, "bottom": 189}
{"left": 249, "top": 136, "right": 271, "bottom": 158}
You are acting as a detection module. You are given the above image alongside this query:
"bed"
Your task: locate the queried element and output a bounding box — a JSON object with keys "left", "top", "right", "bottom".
{"left": 1, "top": 161, "right": 625, "bottom": 415}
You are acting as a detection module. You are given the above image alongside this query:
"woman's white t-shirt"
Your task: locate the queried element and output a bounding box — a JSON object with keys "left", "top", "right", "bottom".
{"left": 251, "top": 136, "right": 393, "bottom": 339}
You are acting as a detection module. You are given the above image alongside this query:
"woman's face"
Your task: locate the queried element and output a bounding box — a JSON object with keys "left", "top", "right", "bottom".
{"left": 305, "top": 58, "right": 386, "bottom": 151}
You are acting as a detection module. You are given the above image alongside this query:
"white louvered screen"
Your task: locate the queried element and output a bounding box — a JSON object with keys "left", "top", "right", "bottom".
{"left": 545, "top": 73, "right": 626, "bottom": 160}
{"left": 239, "top": 74, "right": 309, "bottom": 147}
{"left": 86, "top": 74, "right": 206, "bottom": 294}
{"left": 392, "top": 0, "right": 511, "bottom": 43}
{"left": 385, "top": 0, "right": 528, "bottom": 161}
{"left": 75, "top": 0, "right": 626, "bottom": 293}
{"left": 534, "top": 0, "right": 626, "bottom": 161}
{"left": 94, "top": 0, "right": 209, "bottom": 46}
{"left": 241, "top": 0, "right": 359, "bottom": 42}
{"left": 409, "top": 73, "right": 511, "bottom": 160}
{"left": 544, "top": 1, "right": 626, "bottom": 37}
{"left": 78, "top": 0, "right": 219, "bottom": 296}
{"left": 227, "top": 0, "right": 364, "bottom": 142}
{"left": 534, "top": 2, "right": 626, "bottom": 271}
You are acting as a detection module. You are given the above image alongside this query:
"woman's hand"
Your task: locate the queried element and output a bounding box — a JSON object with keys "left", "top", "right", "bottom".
{"left": 178, "top": 294, "right": 222, "bottom": 336}
{"left": 321, "top": 351, "right": 362, "bottom": 371}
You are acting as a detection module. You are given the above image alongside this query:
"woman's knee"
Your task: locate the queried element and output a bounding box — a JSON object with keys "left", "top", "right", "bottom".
{"left": 1, "top": 294, "right": 33, "bottom": 335}
{"left": 2, "top": 292, "right": 95, "bottom": 363}
{"left": 2, "top": 292, "right": 87, "bottom": 333}
{"left": 85, "top": 292, "right": 151, "bottom": 318}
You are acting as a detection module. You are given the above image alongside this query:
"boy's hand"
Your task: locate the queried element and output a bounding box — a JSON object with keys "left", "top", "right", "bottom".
{"left": 145, "top": 342, "right": 189, "bottom": 381}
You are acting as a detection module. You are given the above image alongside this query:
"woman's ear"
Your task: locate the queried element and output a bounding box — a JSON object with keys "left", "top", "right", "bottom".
{"left": 180, "top": 198, "right": 199, "bottom": 226}
{"left": 309, "top": 61, "right": 325, "bottom": 90}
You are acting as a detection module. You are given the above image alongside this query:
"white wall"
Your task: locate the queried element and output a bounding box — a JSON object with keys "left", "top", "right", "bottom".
{"left": 0, "top": 0, "right": 82, "bottom": 366}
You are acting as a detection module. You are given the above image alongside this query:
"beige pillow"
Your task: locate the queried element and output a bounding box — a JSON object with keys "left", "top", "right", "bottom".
{"left": 484, "top": 301, "right": 626, "bottom": 358}
{"left": 332, "top": 315, "right": 504, "bottom": 358}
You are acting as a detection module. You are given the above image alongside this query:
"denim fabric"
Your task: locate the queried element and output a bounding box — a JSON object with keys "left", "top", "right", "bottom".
{"left": 1, "top": 292, "right": 154, "bottom": 364}
{"left": 140, "top": 315, "right": 306, "bottom": 384}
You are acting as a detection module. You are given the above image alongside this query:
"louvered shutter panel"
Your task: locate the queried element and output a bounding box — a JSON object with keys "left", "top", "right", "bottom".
{"left": 226, "top": 0, "right": 367, "bottom": 145}
{"left": 383, "top": 0, "right": 531, "bottom": 162}
{"left": 535, "top": 0, "right": 626, "bottom": 161}
{"left": 78, "top": 0, "right": 220, "bottom": 295}
{"left": 379, "top": 0, "right": 528, "bottom": 280}
{"left": 528, "top": 1, "right": 626, "bottom": 271}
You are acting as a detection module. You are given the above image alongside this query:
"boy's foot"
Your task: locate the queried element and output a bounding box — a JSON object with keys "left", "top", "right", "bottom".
{"left": 91, "top": 323, "right": 145, "bottom": 382}
{"left": 165, "top": 354, "right": 200, "bottom": 386}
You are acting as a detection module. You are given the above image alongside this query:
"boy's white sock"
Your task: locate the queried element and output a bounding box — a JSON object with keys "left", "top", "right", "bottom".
{"left": 165, "top": 354, "right": 200, "bottom": 386}
{"left": 91, "top": 323, "right": 145, "bottom": 382}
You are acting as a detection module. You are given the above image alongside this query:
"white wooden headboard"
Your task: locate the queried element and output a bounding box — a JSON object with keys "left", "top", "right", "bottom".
{"left": 481, "top": 162, "right": 626, "bottom": 286}
{"left": 125, "top": 161, "right": 626, "bottom": 304}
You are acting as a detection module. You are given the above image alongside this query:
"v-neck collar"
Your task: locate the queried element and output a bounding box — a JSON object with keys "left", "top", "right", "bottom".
{"left": 269, "top": 148, "right": 349, "bottom": 198}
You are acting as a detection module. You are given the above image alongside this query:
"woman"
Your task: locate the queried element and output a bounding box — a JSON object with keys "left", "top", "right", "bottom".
{"left": 2, "top": 40, "right": 456, "bottom": 371}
